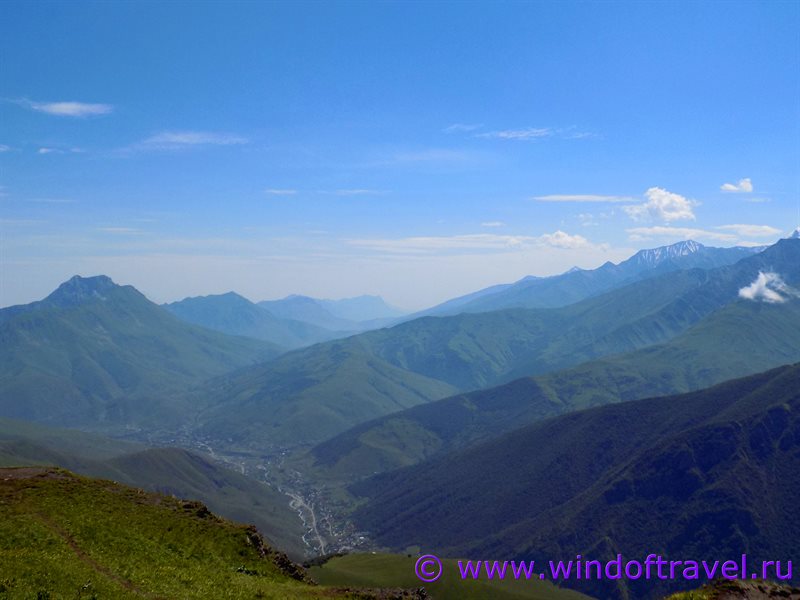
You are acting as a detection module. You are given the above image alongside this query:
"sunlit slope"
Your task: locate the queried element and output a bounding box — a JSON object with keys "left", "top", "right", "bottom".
{"left": 0, "top": 467, "right": 402, "bottom": 599}
{"left": 352, "top": 363, "right": 800, "bottom": 600}
{"left": 313, "top": 298, "right": 800, "bottom": 480}
{"left": 0, "top": 276, "right": 281, "bottom": 428}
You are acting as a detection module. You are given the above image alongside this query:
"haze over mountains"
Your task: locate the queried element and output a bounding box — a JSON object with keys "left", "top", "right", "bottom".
{"left": 409, "top": 241, "right": 762, "bottom": 318}
{"left": 310, "top": 238, "right": 800, "bottom": 478}
{"left": 193, "top": 238, "right": 800, "bottom": 447}
{"left": 1, "top": 234, "right": 799, "bottom": 598}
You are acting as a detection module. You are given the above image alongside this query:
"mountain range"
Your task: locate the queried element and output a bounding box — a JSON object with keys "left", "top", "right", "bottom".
{"left": 164, "top": 291, "right": 341, "bottom": 348}
{"left": 351, "top": 362, "right": 800, "bottom": 599}
{"left": 193, "top": 238, "right": 799, "bottom": 448}
{"left": 258, "top": 293, "right": 405, "bottom": 331}
{"left": 409, "top": 241, "right": 762, "bottom": 318}
{"left": 310, "top": 292, "right": 800, "bottom": 481}
{"left": 0, "top": 275, "right": 280, "bottom": 428}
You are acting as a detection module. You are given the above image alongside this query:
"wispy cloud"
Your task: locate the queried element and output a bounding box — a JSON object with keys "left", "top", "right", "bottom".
{"left": 533, "top": 194, "right": 635, "bottom": 203}
{"left": 132, "top": 131, "right": 248, "bottom": 151}
{"left": 623, "top": 187, "right": 696, "bottom": 222}
{"left": 37, "top": 147, "right": 84, "bottom": 155}
{"left": 0, "top": 144, "right": 11, "bottom": 152}
{"left": 738, "top": 272, "right": 799, "bottom": 304}
{"left": 721, "top": 178, "right": 753, "bottom": 193}
{"left": 626, "top": 226, "right": 736, "bottom": 242}
{"left": 347, "top": 230, "right": 594, "bottom": 254}
{"left": 481, "top": 221, "right": 505, "bottom": 228}
{"left": 443, "top": 123, "right": 483, "bottom": 133}
{"left": 477, "top": 127, "right": 553, "bottom": 140}
{"left": 715, "top": 224, "right": 781, "bottom": 237}
{"left": 265, "top": 189, "right": 298, "bottom": 196}
{"left": 16, "top": 99, "right": 113, "bottom": 117}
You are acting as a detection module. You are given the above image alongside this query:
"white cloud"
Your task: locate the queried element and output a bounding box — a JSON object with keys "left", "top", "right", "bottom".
{"left": 21, "top": 100, "right": 113, "bottom": 117}
{"left": 626, "top": 226, "right": 736, "bottom": 242}
{"left": 37, "top": 147, "right": 83, "bottom": 155}
{"left": 443, "top": 123, "right": 483, "bottom": 133}
{"left": 134, "top": 131, "right": 248, "bottom": 150}
{"left": 265, "top": 189, "right": 298, "bottom": 195}
{"left": 715, "top": 224, "right": 781, "bottom": 237}
{"left": 481, "top": 221, "right": 505, "bottom": 228}
{"left": 0, "top": 144, "right": 11, "bottom": 152}
{"left": 623, "top": 187, "right": 696, "bottom": 222}
{"left": 533, "top": 194, "right": 635, "bottom": 203}
{"left": 539, "top": 230, "right": 592, "bottom": 249}
{"left": 477, "top": 127, "right": 552, "bottom": 140}
{"left": 721, "top": 178, "right": 753, "bottom": 193}
{"left": 738, "top": 272, "right": 799, "bottom": 304}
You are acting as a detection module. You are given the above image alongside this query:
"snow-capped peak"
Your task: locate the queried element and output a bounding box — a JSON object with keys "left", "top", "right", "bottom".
{"left": 790, "top": 227, "right": 800, "bottom": 240}
{"left": 628, "top": 240, "right": 705, "bottom": 268}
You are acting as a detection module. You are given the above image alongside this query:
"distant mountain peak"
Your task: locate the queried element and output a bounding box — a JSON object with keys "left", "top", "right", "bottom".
{"left": 627, "top": 240, "right": 705, "bottom": 268}
{"left": 790, "top": 227, "right": 800, "bottom": 240}
{"left": 45, "top": 275, "right": 119, "bottom": 307}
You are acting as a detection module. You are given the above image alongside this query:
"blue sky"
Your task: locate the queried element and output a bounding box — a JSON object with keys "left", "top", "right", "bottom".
{"left": 1, "top": 0, "right": 798, "bottom": 309}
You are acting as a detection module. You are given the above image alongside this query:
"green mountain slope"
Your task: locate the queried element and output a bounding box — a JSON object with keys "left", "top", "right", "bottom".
{"left": 165, "top": 291, "right": 342, "bottom": 348}
{"left": 195, "top": 341, "right": 459, "bottom": 448}
{"left": 0, "top": 275, "right": 281, "bottom": 428}
{"left": 199, "top": 239, "right": 798, "bottom": 449}
{"left": 0, "top": 467, "right": 402, "bottom": 599}
{"left": 351, "top": 363, "right": 800, "bottom": 599}
{"left": 312, "top": 298, "right": 800, "bottom": 481}
{"left": 0, "top": 418, "right": 306, "bottom": 558}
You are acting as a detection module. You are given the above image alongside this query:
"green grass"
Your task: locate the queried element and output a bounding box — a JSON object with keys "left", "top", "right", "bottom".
{"left": 0, "top": 418, "right": 307, "bottom": 558}
{"left": 0, "top": 467, "right": 398, "bottom": 599}
{"left": 308, "top": 553, "right": 593, "bottom": 600}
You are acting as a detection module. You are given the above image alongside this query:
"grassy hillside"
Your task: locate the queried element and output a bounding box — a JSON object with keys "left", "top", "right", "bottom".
{"left": 351, "top": 363, "right": 800, "bottom": 599}
{"left": 312, "top": 298, "right": 800, "bottom": 481}
{"left": 165, "top": 291, "right": 341, "bottom": 348}
{"left": 0, "top": 467, "right": 408, "bottom": 599}
{"left": 196, "top": 239, "right": 799, "bottom": 448}
{"left": 0, "top": 276, "right": 281, "bottom": 429}
{"left": 308, "top": 553, "right": 593, "bottom": 600}
{"left": 195, "top": 342, "right": 459, "bottom": 448}
{"left": 0, "top": 418, "right": 306, "bottom": 558}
